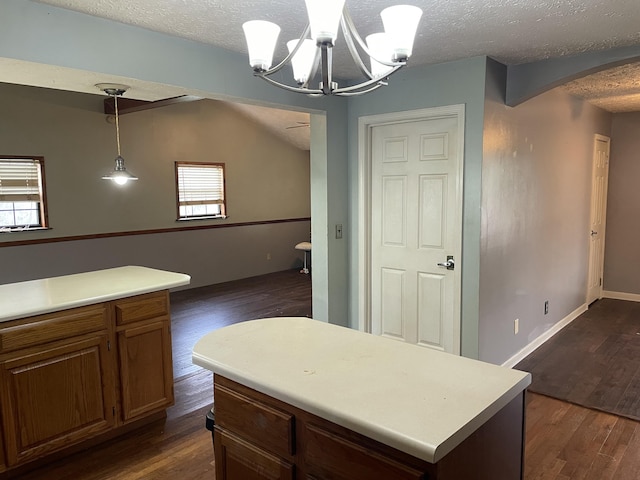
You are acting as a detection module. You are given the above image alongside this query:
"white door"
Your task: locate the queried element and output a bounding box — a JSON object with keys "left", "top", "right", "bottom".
{"left": 586, "top": 134, "right": 610, "bottom": 305}
{"left": 369, "top": 109, "right": 463, "bottom": 354}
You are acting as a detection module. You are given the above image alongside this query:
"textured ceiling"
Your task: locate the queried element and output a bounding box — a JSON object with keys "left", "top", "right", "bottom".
{"left": 33, "top": 0, "right": 640, "bottom": 70}
{"left": 9, "top": 0, "right": 640, "bottom": 148}
{"left": 563, "top": 62, "right": 640, "bottom": 113}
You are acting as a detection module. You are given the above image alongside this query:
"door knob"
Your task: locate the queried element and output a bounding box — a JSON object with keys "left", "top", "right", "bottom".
{"left": 437, "top": 255, "right": 455, "bottom": 271}
{"left": 590, "top": 230, "right": 598, "bottom": 236}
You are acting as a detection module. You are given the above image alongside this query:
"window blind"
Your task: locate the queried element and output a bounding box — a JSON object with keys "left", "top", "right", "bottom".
{"left": 0, "top": 159, "right": 42, "bottom": 202}
{"left": 177, "top": 163, "right": 225, "bottom": 206}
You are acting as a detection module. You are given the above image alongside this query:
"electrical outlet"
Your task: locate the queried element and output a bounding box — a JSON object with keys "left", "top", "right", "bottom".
{"left": 336, "top": 223, "right": 343, "bottom": 239}
{"left": 514, "top": 318, "right": 519, "bottom": 335}
{"left": 544, "top": 300, "right": 549, "bottom": 315}
{"left": 266, "top": 253, "right": 271, "bottom": 260}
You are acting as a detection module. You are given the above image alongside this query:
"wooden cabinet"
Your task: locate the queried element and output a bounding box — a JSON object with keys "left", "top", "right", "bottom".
{"left": 0, "top": 333, "right": 115, "bottom": 466}
{"left": 214, "top": 375, "right": 526, "bottom": 480}
{"left": 0, "top": 290, "right": 174, "bottom": 472}
{"left": 115, "top": 291, "right": 174, "bottom": 422}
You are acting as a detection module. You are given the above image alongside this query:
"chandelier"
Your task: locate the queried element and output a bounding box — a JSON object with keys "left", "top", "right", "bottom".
{"left": 242, "top": 1, "right": 423, "bottom": 96}
{"left": 96, "top": 83, "right": 139, "bottom": 185}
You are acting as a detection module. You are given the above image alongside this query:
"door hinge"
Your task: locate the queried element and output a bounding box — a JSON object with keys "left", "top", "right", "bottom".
{"left": 107, "top": 340, "right": 111, "bottom": 351}
{"left": 599, "top": 278, "right": 602, "bottom": 286}
{"left": 112, "top": 406, "right": 116, "bottom": 417}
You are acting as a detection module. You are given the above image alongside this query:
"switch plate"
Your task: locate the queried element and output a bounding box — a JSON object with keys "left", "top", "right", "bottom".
{"left": 514, "top": 318, "right": 519, "bottom": 335}
{"left": 336, "top": 224, "right": 343, "bottom": 239}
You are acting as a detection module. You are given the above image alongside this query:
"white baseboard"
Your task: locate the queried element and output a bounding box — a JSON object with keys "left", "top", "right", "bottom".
{"left": 602, "top": 290, "right": 640, "bottom": 302}
{"left": 501, "top": 303, "right": 588, "bottom": 369}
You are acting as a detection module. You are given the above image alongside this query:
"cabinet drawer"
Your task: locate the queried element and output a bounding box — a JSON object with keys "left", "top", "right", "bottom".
{"left": 114, "top": 291, "right": 169, "bottom": 326}
{"left": 0, "top": 305, "right": 108, "bottom": 354}
{"left": 214, "top": 383, "right": 295, "bottom": 459}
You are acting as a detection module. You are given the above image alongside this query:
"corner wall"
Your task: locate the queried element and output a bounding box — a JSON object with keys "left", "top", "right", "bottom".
{"left": 481, "top": 59, "right": 612, "bottom": 365}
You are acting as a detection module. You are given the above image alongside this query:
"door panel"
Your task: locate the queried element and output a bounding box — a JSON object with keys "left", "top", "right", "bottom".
{"left": 371, "top": 111, "right": 463, "bottom": 354}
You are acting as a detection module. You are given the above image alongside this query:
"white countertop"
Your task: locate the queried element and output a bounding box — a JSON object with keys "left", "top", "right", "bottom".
{"left": 192, "top": 317, "right": 531, "bottom": 464}
{"left": 0, "top": 266, "right": 191, "bottom": 323}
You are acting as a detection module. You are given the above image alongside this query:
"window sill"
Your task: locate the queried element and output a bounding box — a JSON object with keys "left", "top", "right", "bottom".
{"left": 0, "top": 226, "right": 51, "bottom": 234}
{"left": 177, "top": 215, "right": 228, "bottom": 222}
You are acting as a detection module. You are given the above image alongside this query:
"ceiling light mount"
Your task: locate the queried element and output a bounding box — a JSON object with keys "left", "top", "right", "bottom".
{"left": 96, "top": 83, "right": 138, "bottom": 185}
{"left": 242, "top": 1, "right": 422, "bottom": 97}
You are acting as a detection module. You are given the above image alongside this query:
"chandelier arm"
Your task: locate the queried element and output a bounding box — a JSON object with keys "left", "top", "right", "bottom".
{"left": 335, "top": 82, "right": 387, "bottom": 96}
{"left": 333, "top": 64, "right": 403, "bottom": 94}
{"left": 261, "top": 24, "right": 312, "bottom": 77}
{"left": 340, "top": 15, "right": 374, "bottom": 80}
{"left": 258, "top": 73, "right": 323, "bottom": 95}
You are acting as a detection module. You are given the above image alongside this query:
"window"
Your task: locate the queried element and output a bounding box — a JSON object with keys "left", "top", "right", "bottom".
{"left": 175, "top": 162, "right": 227, "bottom": 220}
{"left": 0, "top": 156, "right": 48, "bottom": 231}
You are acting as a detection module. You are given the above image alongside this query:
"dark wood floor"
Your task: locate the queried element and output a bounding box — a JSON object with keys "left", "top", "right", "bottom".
{"left": 170, "top": 269, "right": 312, "bottom": 379}
{"left": 516, "top": 299, "right": 640, "bottom": 422}
{"left": 10, "top": 276, "right": 640, "bottom": 479}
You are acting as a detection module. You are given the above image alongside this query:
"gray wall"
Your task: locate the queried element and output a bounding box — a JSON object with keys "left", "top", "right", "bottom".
{"left": 481, "top": 59, "right": 612, "bottom": 365}
{"left": 603, "top": 112, "right": 640, "bottom": 295}
{"left": 0, "top": 82, "right": 312, "bottom": 288}
{"left": 348, "top": 56, "right": 488, "bottom": 359}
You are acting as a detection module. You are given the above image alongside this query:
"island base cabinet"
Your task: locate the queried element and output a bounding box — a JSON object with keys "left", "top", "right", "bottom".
{"left": 213, "top": 376, "right": 526, "bottom": 480}
{"left": 0, "top": 334, "right": 115, "bottom": 467}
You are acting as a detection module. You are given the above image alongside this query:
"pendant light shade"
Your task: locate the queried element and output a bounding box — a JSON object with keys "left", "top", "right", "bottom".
{"left": 96, "top": 83, "right": 138, "bottom": 185}
{"left": 366, "top": 33, "right": 394, "bottom": 78}
{"left": 381, "top": 5, "right": 423, "bottom": 60}
{"left": 304, "top": 0, "right": 346, "bottom": 45}
{"left": 243, "top": 20, "right": 281, "bottom": 71}
{"left": 287, "top": 38, "right": 317, "bottom": 84}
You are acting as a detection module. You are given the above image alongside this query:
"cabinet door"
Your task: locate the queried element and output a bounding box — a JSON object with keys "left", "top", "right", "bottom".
{"left": 0, "top": 334, "right": 115, "bottom": 466}
{"left": 215, "top": 428, "right": 294, "bottom": 480}
{"left": 0, "top": 414, "right": 5, "bottom": 473}
{"left": 118, "top": 319, "right": 174, "bottom": 421}
{"left": 303, "top": 423, "right": 428, "bottom": 480}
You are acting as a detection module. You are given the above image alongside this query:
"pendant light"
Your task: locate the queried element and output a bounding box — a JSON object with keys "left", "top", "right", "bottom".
{"left": 97, "top": 83, "right": 138, "bottom": 185}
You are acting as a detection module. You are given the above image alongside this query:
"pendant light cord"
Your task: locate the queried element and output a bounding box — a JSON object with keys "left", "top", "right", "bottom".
{"left": 114, "top": 94, "right": 122, "bottom": 156}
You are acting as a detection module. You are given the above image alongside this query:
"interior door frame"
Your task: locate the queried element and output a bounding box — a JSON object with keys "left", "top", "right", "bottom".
{"left": 357, "top": 105, "right": 465, "bottom": 337}
{"left": 586, "top": 133, "right": 611, "bottom": 305}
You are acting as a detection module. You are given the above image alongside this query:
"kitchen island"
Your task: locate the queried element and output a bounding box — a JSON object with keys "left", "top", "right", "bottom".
{"left": 0, "top": 266, "right": 190, "bottom": 474}
{"left": 193, "top": 317, "right": 531, "bottom": 480}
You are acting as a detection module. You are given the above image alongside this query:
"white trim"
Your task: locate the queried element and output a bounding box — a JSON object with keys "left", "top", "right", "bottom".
{"left": 603, "top": 290, "right": 640, "bottom": 302}
{"left": 357, "top": 105, "right": 465, "bottom": 355}
{"left": 501, "top": 303, "right": 588, "bottom": 369}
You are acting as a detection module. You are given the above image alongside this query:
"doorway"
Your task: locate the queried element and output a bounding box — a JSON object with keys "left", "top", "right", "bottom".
{"left": 586, "top": 134, "right": 611, "bottom": 305}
